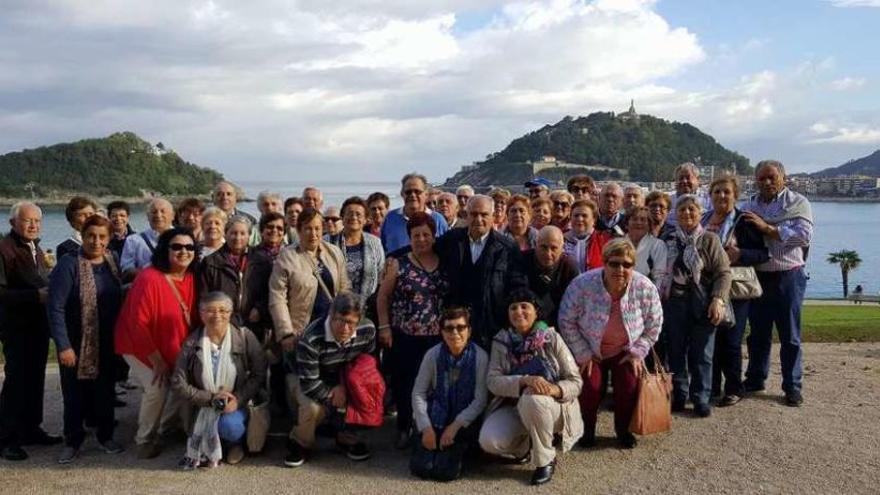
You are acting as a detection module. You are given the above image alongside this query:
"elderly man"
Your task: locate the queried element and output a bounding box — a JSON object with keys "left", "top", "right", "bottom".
{"left": 250, "top": 191, "right": 283, "bottom": 245}
{"left": 302, "top": 186, "right": 324, "bottom": 211}
{"left": 107, "top": 201, "right": 135, "bottom": 262}
{"left": 365, "top": 192, "right": 389, "bottom": 237}
{"left": 213, "top": 181, "right": 257, "bottom": 225}
{"left": 524, "top": 226, "right": 578, "bottom": 328}
{"left": 284, "top": 292, "right": 377, "bottom": 468}
{"left": 455, "top": 185, "right": 474, "bottom": 220}
{"left": 436, "top": 192, "right": 464, "bottom": 229}
{"left": 622, "top": 184, "right": 645, "bottom": 216}
{"left": 667, "top": 163, "right": 710, "bottom": 226}
{"left": 741, "top": 160, "right": 813, "bottom": 407}
{"left": 435, "top": 195, "right": 527, "bottom": 349}
{"left": 525, "top": 177, "right": 553, "bottom": 200}
{"left": 0, "top": 202, "right": 62, "bottom": 460}
{"left": 596, "top": 182, "right": 625, "bottom": 236}
{"left": 120, "top": 198, "right": 175, "bottom": 279}
{"left": 380, "top": 173, "right": 448, "bottom": 253}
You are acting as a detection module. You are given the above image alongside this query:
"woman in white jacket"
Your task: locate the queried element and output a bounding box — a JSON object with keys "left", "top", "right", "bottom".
{"left": 626, "top": 206, "right": 667, "bottom": 289}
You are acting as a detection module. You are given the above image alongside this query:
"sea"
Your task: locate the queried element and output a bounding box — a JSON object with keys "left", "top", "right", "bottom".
{"left": 31, "top": 180, "right": 878, "bottom": 300}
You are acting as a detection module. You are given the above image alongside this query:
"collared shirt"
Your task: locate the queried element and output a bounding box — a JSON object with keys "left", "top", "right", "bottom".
{"left": 380, "top": 207, "right": 449, "bottom": 253}
{"left": 120, "top": 228, "right": 160, "bottom": 272}
{"left": 27, "top": 240, "right": 37, "bottom": 265}
{"left": 469, "top": 231, "right": 490, "bottom": 263}
{"left": 295, "top": 316, "right": 376, "bottom": 403}
{"left": 601, "top": 211, "right": 623, "bottom": 230}
{"left": 741, "top": 187, "right": 813, "bottom": 272}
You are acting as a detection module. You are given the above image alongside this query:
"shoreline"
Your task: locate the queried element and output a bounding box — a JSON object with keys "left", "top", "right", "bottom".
{"left": 0, "top": 194, "right": 256, "bottom": 207}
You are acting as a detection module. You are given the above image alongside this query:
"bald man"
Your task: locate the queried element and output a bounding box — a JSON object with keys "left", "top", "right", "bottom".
{"left": 523, "top": 226, "right": 579, "bottom": 328}
{"left": 120, "top": 198, "right": 175, "bottom": 278}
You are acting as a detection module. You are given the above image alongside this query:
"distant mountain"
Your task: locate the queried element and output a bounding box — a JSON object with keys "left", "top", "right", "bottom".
{"left": 0, "top": 132, "right": 223, "bottom": 198}
{"left": 444, "top": 109, "right": 751, "bottom": 187}
{"left": 812, "top": 150, "right": 880, "bottom": 178}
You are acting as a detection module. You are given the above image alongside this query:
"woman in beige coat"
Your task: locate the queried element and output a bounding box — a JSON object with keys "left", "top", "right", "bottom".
{"left": 478, "top": 289, "right": 583, "bottom": 486}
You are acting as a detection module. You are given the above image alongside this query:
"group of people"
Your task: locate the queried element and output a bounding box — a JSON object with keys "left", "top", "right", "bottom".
{"left": 0, "top": 159, "right": 813, "bottom": 486}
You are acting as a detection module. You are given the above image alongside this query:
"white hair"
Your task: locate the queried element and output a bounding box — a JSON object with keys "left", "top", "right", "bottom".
{"left": 456, "top": 185, "right": 475, "bottom": 196}
{"left": 226, "top": 214, "right": 253, "bottom": 234}
{"left": 674, "top": 162, "right": 700, "bottom": 179}
{"left": 466, "top": 194, "right": 494, "bottom": 212}
{"left": 755, "top": 160, "right": 786, "bottom": 177}
{"left": 257, "top": 190, "right": 282, "bottom": 204}
{"left": 9, "top": 201, "right": 42, "bottom": 220}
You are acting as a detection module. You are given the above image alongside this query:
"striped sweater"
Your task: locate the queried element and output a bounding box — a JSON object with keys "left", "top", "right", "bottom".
{"left": 295, "top": 316, "right": 376, "bottom": 403}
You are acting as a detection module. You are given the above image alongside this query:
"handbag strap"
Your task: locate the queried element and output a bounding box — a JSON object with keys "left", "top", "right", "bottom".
{"left": 164, "top": 274, "right": 192, "bottom": 328}
{"left": 641, "top": 346, "right": 668, "bottom": 377}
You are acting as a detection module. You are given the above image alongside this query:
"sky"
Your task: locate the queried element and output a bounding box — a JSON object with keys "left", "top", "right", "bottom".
{"left": 1, "top": 0, "right": 879, "bottom": 183}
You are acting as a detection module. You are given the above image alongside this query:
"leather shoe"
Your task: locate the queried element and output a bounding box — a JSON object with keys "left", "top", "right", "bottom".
{"left": 577, "top": 431, "right": 596, "bottom": 449}
{"left": 784, "top": 391, "right": 803, "bottom": 407}
{"left": 671, "top": 398, "right": 686, "bottom": 413}
{"left": 23, "top": 429, "right": 63, "bottom": 446}
{"left": 694, "top": 403, "right": 712, "bottom": 418}
{"left": 531, "top": 461, "right": 556, "bottom": 485}
{"left": 617, "top": 432, "right": 638, "bottom": 449}
{"left": 1, "top": 445, "right": 29, "bottom": 461}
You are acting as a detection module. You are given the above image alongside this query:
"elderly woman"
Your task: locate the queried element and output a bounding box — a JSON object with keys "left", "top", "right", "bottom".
{"left": 411, "top": 306, "right": 488, "bottom": 481}
{"left": 198, "top": 216, "right": 255, "bottom": 328}
{"left": 323, "top": 206, "right": 343, "bottom": 237}
{"left": 325, "top": 196, "right": 385, "bottom": 302}
{"left": 702, "top": 176, "right": 769, "bottom": 407}
{"left": 626, "top": 206, "right": 668, "bottom": 287}
{"left": 645, "top": 191, "right": 675, "bottom": 241}
{"left": 48, "top": 215, "right": 125, "bottom": 464}
{"left": 558, "top": 239, "right": 663, "bottom": 449}
{"left": 549, "top": 190, "right": 574, "bottom": 231}
{"left": 115, "top": 227, "right": 199, "bottom": 459}
{"left": 377, "top": 212, "right": 448, "bottom": 448}
{"left": 503, "top": 194, "right": 538, "bottom": 251}
{"left": 489, "top": 188, "right": 511, "bottom": 231}
{"left": 172, "top": 292, "right": 267, "bottom": 468}
{"left": 176, "top": 198, "right": 206, "bottom": 243}
{"left": 242, "top": 212, "right": 286, "bottom": 342}
{"left": 563, "top": 199, "right": 611, "bottom": 273}
{"left": 479, "top": 289, "right": 583, "bottom": 486}
{"left": 530, "top": 197, "right": 552, "bottom": 230}
{"left": 662, "top": 195, "right": 731, "bottom": 417}
{"left": 56, "top": 196, "right": 98, "bottom": 260}
{"left": 200, "top": 207, "right": 228, "bottom": 258}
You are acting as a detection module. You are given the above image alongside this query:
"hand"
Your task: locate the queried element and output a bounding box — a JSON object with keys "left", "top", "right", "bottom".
{"left": 618, "top": 352, "right": 642, "bottom": 375}
{"left": 328, "top": 385, "right": 347, "bottom": 409}
{"left": 578, "top": 359, "right": 594, "bottom": 378}
{"left": 222, "top": 394, "right": 239, "bottom": 414}
{"left": 378, "top": 328, "right": 392, "bottom": 348}
{"left": 725, "top": 245, "right": 741, "bottom": 265}
{"left": 149, "top": 354, "right": 170, "bottom": 387}
{"left": 741, "top": 212, "right": 772, "bottom": 235}
{"left": 439, "top": 423, "right": 461, "bottom": 448}
{"left": 248, "top": 308, "right": 260, "bottom": 323}
{"left": 708, "top": 298, "right": 725, "bottom": 326}
{"left": 281, "top": 335, "right": 297, "bottom": 353}
{"left": 58, "top": 348, "right": 77, "bottom": 368}
{"left": 523, "top": 376, "right": 557, "bottom": 397}
{"left": 37, "top": 287, "right": 49, "bottom": 304}
{"left": 421, "top": 427, "right": 437, "bottom": 451}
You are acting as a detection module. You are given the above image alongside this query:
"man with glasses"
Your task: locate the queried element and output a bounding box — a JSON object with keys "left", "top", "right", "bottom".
{"left": 380, "top": 173, "right": 449, "bottom": 253}
{"left": 524, "top": 177, "right": 553, "bottom": 200}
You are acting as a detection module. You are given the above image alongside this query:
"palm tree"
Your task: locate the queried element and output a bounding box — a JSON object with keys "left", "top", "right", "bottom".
{"left": 827, "top": 250, "right": 862, "bottom": 298}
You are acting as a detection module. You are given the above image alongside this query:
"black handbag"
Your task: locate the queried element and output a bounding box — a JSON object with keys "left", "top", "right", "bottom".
{"left": 689, "top": 285, "right": 735, "bottom": 328}
{"left": 410, "top": 439, "right": 467, "bottom": 482}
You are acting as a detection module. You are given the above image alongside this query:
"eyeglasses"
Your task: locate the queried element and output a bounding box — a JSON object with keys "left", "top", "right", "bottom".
{"left": 403, "top": 189, "right": 424, "bottom": 196}
{"left": 648, "top": 204, "right": 668, "bottom": 212}
{"left": 441, "top": 324, "right": 469, "bottom": 333}
{"left": 325, "top": 217, "right": 341, "bottom": 223}
{"left": 202, "top": 308, "right": 231, "bottom": 316}
{"left": 332, "top": 316, "right": 360, "bottom": 328}
{"left": 568, "top": 186, "right": 590, "bottom": 194}
{"left": 264, "top": 225, "right": 285, "bottom": 231}
{"left": 553, "top": 201, "right": 571, "bottom": 209}
{"left": 169, "top": 243, "right": 196, "bottom": 252}
{"left": 456, "top": 195, "right": 471, "bottom": 201}
{"left": 607, "top": 260, "right": 635, "bottom": 269}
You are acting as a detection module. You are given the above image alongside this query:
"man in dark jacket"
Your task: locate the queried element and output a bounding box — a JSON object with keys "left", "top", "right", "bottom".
{"left": 524, "top": 226, "right": 579, "bottom": 329}
{"left": 435, "top": 195, "right": 528, "bottom": 349}
{"left": 0, "top": 202, "right": 62, "bottom": 460}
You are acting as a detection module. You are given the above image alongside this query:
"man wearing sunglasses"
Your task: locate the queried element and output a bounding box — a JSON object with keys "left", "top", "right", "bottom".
{"left": 380, "top": 173, "right": 448, "bottom": 254}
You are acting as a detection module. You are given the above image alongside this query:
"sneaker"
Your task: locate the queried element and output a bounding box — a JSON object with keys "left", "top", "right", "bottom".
{"left": 784, "top": 391, "right": 804, "bottom": 407}
{"left": 136, "top": 442, "right": 162, "bottom": 459}
{"left": 617, "top": 432, "right": 638, "bottom": 449}
{"left": 57, "top": 446, "right": 79, "bottom": 464}
{"left": 99, "top": 439, "right": 125, "bottom": 454}
{"left": 344, "top": 442, "right": 371, "bottom": 461}
{"left": 694, "top": 403, "right": 712, "bottom": 418}
{"left": 718, "top": 394, "right": 742, "bottom": 408}
{"left": 225, "top": 444, "right": 245, "bottom": 465}
{"left": 283, "top": 440, "right": 305, "bottom": 468}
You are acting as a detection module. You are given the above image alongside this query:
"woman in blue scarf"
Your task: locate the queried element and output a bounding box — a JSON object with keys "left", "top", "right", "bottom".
{"left": 410, "top": 306, "right": 488, "bottom": 481}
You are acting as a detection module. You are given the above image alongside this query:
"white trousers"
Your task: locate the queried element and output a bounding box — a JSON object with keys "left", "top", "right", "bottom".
{"left": 479, "top": 394, "right": 564, "bottom": 468}
{"left": 124, "top": 355, "right": 183, "bottom": 446}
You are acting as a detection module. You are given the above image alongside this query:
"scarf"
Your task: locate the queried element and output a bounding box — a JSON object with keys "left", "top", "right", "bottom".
{"left": 429, "top": 342, "right": 478, "bottom": 431}
{"left": 185, "top": 327, "right": 237, "bottom": 466}
{"left": 668, "top": 223, "right": 705, "bottom": 294}
{"left": 752, "top": 188, "right": 813, "bottom": 225}
{"left": 503, "top": 321, "right": 558, "bottom": 382}
{"left": 76, "top": 254, "right": 118, "bottom": 380}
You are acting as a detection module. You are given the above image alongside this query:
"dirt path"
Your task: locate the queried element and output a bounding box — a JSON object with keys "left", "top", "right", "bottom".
{"left": 3, "top": 342, "right": 879, "bottom": 495}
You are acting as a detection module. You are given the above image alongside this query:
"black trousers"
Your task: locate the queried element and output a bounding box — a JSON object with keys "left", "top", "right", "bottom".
{"left": 59, "top": 358, "right": 116, "bottom": 448}
{"left": 390, "top": 332, "right": 441, "bottom": 433}
{"left": 0, "top": 329, "right": 49, "bottom": 445}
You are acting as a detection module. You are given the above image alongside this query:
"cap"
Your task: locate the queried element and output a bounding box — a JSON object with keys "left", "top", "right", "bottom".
{"left": 524, "top": 177, "right": 553, "bottom": 188}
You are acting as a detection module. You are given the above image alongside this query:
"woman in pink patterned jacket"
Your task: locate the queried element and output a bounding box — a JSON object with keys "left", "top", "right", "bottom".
{"left": 557, "top": 238, "right": 663, "bottom": 449}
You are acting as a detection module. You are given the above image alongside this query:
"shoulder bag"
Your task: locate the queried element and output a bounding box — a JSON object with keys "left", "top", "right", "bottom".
{"left": 629, "top": 348, "right": 673, "bottom": 436}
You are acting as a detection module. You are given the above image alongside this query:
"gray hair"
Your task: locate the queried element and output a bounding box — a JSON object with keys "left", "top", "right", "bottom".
{"left": 330, "top": 291, "right": 363, "bottom": 316}
{"left": 199, "top": 291, "right": 234, "bottom": 312}
{"left": 214, "top": 180, "right": 241, "bottom": 197}
{"left": 466, "top": 194, "right": 494, "bottom": 212}
{"left": 455, "top": 185, "right": 474, "bottom": 196}
{"left": 9, "top": 201, "right": 42, "bottom": 220}
{"left": 257, "top": 190, "right": 282, "bottom": 204}
{"left": 755, "top": 159, "right": 786, "bottom": 177}
{"left": 675, "top": 193, "right": 704, "bottom": 213}
{"left": 602, "top": 182, "right": 623, "bottom": 195}
{"left": 147, "top": 198, "right": 173, "bottom": 214}
{"left": 400, "top": 173, "right": 428, "bottom": 189}
{"left": 225, "top": 215, "right": 253, "bottom": 234}
{"left": 537, "top": 225, "right": 564, "bottom": 243}
{"left": 202, "top": 206, "right": 229, "bottom": 226}
{"left": 623, "top": 183, "right": 643, "bottom": 195}
{"left": 302, "top": 186, "right": 323, "bottom": 199}
{"left": 674, "top": 162, "right": 699, "bottom": 179}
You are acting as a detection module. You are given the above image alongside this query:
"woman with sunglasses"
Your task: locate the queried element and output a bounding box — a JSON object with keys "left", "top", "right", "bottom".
{"left": 558, "top": 238, "right": 663, "bottom": 449}
{"left": 115, "top": 227, "right": 199, "bottom": 459}
{"left": 549, "top": 190, "right": 574, "bottom": 232}
{"left": 197, "top": 216, "right": 255, "bottom": 329}
{"left": 410, "top": 306, "right": 488, "bottom": 481}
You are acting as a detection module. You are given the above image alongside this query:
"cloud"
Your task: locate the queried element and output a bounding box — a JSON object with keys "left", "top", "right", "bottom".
{"left": 829, "top": 77, "right": 867, "bottom": 91}
{"left": 827, "top": 0, "right": 880, "bottom": 7}
{"left": 807, "top": 121, "right": 880, "bottom": 144}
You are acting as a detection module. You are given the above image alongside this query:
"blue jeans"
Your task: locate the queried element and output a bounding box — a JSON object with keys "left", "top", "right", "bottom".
{"left": 218, "top": 409, "right": 247, "bottom": 443}
{"left": 746, "top": 267, "right": 806, "bottom": 394}
{"left": 712, "top": 299, "right": 751, "bottom": 397}
{"left": 664, "top": 295, "right": 717, "bottom": 406}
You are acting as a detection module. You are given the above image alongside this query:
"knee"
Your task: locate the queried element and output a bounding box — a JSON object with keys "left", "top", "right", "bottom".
{"left": 517, "top": 394, "right": 554, "bottom": 427}
{"left": 218, "top": 410, "right": 247, "bottom": 442}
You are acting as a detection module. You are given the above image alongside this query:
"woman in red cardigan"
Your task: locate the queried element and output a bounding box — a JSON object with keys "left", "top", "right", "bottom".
{"left": 562, "top": 200, "right": 610, "bottom": 273}
{"left": 115, "top": 227, "right": 199, "bottom": 459}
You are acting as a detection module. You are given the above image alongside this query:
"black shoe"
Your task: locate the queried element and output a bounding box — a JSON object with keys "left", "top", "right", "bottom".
{"left": 1, "top": 445, "right": 28, "bottom": 461}
{"left": 784, "top": 391, "right": 803, "bottom": 407}
{"left": 23, "top": 429, "right": 63, "bottom": 446}
{"left": 283, "top": 440, "right": 305, "bottom": 468}
{"left": 530, "top": 460, "right": 556, "bottom": 485}
{"left": 743, "top": 382, "right": 765, "bottom": 394}
{"left": 718, "top": 394, "right": 742, "bottom": 407}
{"left": 671, "top": 398, "right": 686, "bottom": 413}
{"left": 343, "top": 442, "right": 371, "bottom": 462}
{"left": 577, "top": 431, "right": 596, "bottom": 449}
{"left": 694, "top": 403, "right": 712, "bottom": 418}
{"left": 617, "top": 432, "right": 637, "bottom": 449}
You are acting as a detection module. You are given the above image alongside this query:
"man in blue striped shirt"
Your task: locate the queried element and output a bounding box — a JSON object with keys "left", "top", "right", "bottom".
{"left": 740, "top": 160, "right": 813, "bottom": 407}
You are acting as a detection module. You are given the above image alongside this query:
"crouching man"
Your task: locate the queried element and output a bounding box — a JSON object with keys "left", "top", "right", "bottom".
{"left": 284, "top": 292, "right": 379, "bottom": 467}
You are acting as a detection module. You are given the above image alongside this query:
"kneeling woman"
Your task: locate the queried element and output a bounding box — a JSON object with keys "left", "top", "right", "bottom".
{"left": 411, "top": 306, "right": 489, "bottom": 481}
{"left": 172, "top": 292, "right": 267, "bottom": 468}
{"left": 479, "top": 289, "right": 583, "bottom": 486}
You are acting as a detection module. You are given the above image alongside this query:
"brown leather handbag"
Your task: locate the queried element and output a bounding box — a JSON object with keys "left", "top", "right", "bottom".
{"left": 629, "top": 348, "right": 673, "bottom": 436}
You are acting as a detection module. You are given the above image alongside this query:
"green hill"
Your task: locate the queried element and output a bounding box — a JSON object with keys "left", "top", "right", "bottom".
{"left": 812, "top": 149, "right": 880, "bottom": 178}
{"left": 444, "top": 110, "right": 751, "bottom": 186}
{"left": 0, "top": 132, "right": 223, "bottom": 198}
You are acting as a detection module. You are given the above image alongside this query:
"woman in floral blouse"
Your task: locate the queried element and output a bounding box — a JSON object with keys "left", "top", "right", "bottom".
{"left": 377, "top": 212, "right": 449, "bottom": 449}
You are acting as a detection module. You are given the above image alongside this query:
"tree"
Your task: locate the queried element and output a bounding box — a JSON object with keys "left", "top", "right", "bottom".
{"left": 827, "top": 250, "right": 862, "bottom": 298}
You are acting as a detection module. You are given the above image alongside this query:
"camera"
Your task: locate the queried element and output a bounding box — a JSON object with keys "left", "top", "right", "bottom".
{"left": 212, "top": 397, "right": 228, "bottom": 411}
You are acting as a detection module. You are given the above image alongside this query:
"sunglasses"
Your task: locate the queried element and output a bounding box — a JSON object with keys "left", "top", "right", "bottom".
{"left": 325, "top": 217, "right": 341, "bottom": 223}
{"left": 441, "top": 324, "right": 469, "bottom": 333}
{"left": 169, "top": 243, "right": 196, "bottom": 252}
{"left": 607, "top": 260, "right": 634, "bottom": 269}
{"left": 553, "top": 201, "right": 571, "bottom": 208}
{"left": 568, "top": 186, "right": 590, "bottom": 194}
